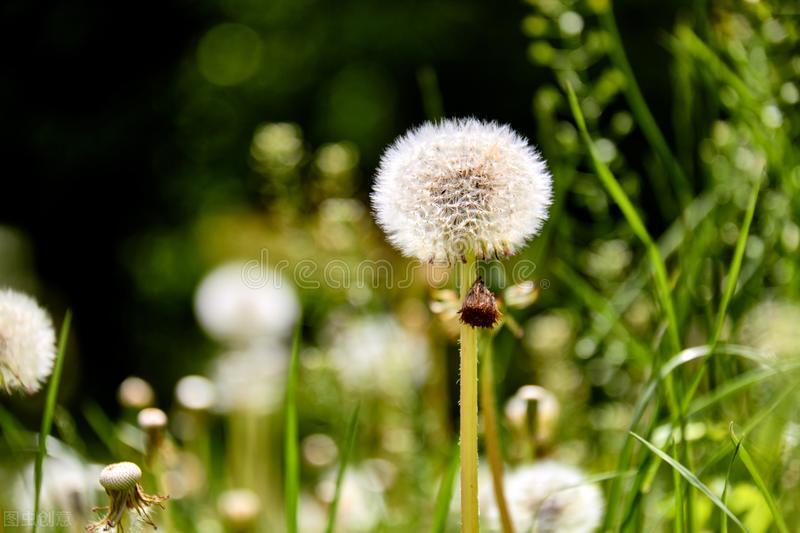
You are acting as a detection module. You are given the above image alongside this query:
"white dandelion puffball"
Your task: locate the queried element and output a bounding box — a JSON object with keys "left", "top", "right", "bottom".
{"left": 0, "top": 288, "right": 57, "bottom": 394}
{"left": 194, "top": 261, "right": 300, "bottom": 344}
{"left": 482, "top": 461, "right": 604, "bottom": 533}
{"left": 738, "top": 299, "right": 800, "bottom": 359}
{"left": 324, "top": 314, "right": 430, "bottom": 398}
{"left": 210, "top": 342, "right": 289, "bottom": 414}
{"left": 372, "top": 118, "right": 552, "bottom": 263}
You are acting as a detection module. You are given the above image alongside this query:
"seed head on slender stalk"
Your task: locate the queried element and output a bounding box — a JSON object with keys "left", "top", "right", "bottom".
{"left": 372, "top": 118, "right": 552, "bottom": 533}
{"left": 0, "top": 288, "right": 56, "bottom": 394}
{"left": 87, "top": 461, "right": 168, "bottom": 532}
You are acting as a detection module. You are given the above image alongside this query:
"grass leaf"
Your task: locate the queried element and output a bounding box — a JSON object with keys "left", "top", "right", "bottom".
{"left": 284, "top": 322, "right": 302, "bottom": 533}
{"left": 566, "top": 81, "right": 680, "bottom": 355}
{"left": 734, "top": 436, "right": 790, "bottom": 533}
{"left": 325, "top": 404, "right": 361, "bottom": 533}
{"left": 630, "top": 432, "right": 748, "bottom": 532}
{"left": 431, "top": 444, "right": 460, "bottom": 533}
{"left": 33, "top": 310, "right": 71, "bottom": 533}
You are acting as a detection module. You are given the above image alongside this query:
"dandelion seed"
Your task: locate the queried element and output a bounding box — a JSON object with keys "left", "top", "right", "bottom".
{"left": 0, "top": 288, "right": 56, "bottom": 394}
{"left": 371, "top": 118, "right": 552, "bottom": 264}
{"left": 482, "top": 461, "right": 604, "bottom": 533}
{"left": 87, "top": 461, "right": 168, "bottom": 532}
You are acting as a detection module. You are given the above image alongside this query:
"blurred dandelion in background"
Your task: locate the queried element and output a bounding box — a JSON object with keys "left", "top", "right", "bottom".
{"left": 0, "top": 288, "right": 56, "bottom": 394}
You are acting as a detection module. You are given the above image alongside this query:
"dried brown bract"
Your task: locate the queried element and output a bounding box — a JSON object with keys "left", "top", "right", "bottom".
{"left": 459, "top": 277, "right": 501, "bottom": 329}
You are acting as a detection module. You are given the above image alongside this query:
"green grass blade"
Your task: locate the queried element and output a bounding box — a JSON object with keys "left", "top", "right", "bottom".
{"left": 711, "top": 182, "right": 760, "bottom": 345}
{"left": 284, "top": 322, "right": 302, "bottom": 533}
{"left": 630, "top": 432, "right": 747, "bottom": 532}
{"left": 0, "top": 403, "right": 30, "bottom": 450}
{"left": 417, "top": 66, "right": 444, "bottom": 121}
{"left": 600, "top": 4, "right": 692, "bottom": 209}
{"left": 735, "top": 439, "right": 789, "bottom": 533}
{"left": 325, "top": 404, "right": 360, "bottom": 533}
{"left": 566, "top": 81, "right": 680, "bottom": 355}
{"left": 82, "top": 401, "right": 124, "bottom": 456}
{"left": 721, "top": 429, "right": 742, "bottom": 533}
{"left": 33, "top": 310, "right": 71, "bottom": 533}
{"left": 431, "top": 444, "right": 460, "bottom": 533}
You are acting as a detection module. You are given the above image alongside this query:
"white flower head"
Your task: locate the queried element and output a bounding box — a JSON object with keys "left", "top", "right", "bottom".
{"left": 371, "top": 118, "right": 552, "bottom": 264}
{"left": 738, "top": 299, "right": 800, "bottom": 359}
{"left": 324, "top": 314, "right": 430, "bottom": 398}
{"left": 482, "top": 460, "right": 604, "bottom": 533}
{"left": 194, "top": 261, "right": 300, "bottom": 345}
{"left": 209, "top": 342, "right": 289, "bottom": 414}
{"left": 0, "top": 288, "right": 57, "bottom": 394}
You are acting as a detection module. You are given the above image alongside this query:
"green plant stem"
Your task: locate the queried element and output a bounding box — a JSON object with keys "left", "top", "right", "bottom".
{"left": 459, "top": 253, "right": 479, "bottom": 533}
{"left": 34, "top": 310, "right": 71, "bottom": 533}
{"left": 480, "top": 335, "right": 514, "bottom": 533}
{"left": 284, "top": 323, "right": 302, "bottom": 533}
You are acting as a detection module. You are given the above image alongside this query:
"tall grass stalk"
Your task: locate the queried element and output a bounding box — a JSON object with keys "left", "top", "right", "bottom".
{"left": 325, "top": 404, "right": 360, "bottom": 533}
{"left": 33, "top": 310, "right": 71, "bottom": 533}
{"left": 480, "top": 334, "right": 514, "bottom": 533}
{"left": 600, "top": 3, "right": 692, "bottom": 211}
{"left": 284, "top": 323, "right": 302, "bottom": 533}
{"left": 432, "top": 444, "right": 460, "bottom": 533}
{"left": 459, "top": 253, "right": 479, "bottom": 533}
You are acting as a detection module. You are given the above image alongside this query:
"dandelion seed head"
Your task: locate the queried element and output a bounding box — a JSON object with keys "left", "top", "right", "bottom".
{"left": 324, "top": 314, "right": 430, "bottom": 398}
{"left": 194, "top": 261, "right": 300, "bottom": 345}
{"left": 118, "top": 376, "right": 155, "bottom": 409}
{"left": 100, "top": 462, "right": 142, "bottom": 491}
{"left": 137, "top": 407, "right": 168, "bottom": 431}
{"left": 738, "top": 299, "right": 800, "bottom": 359}
{"left": 175, "top": 375, "right": 216, "bottom": 411}
{"left": 482, "top": 461, "right": 604, "bottom": 533}
{"left": 0, "top": 288, "right": 56, "bottom": 394}
{"left": 372, "top": 118, "right": 552, "bottom": 264}
{"left": 218, "top": 489, "right": 261, "bottom": 529}
{"left": 89, "top": 461, "right": 167, "bottom": 532}
{"left": 209, "top": 343, "right": 289, "bottom": 414}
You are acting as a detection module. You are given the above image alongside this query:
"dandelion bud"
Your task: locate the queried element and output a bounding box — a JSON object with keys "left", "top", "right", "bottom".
{"left": 372, "top": 118, "right": 551, "bottom": 264}
{"left": 459, "top": 277, "right": 501, "bottom": 329}
{"left": 88, "top": 461, "right": 168, "bottom": 532}
{"left": 137, "top": 408, "right": 168, "bottom": 463}
{"left": 218, "top": 489, "right": 261, "bottom": 531}
{"left": 118, "top": 376, "right": 155, "bottom": 410}
{"left": 0, "top": 288, "right": 56, "bottom": 394}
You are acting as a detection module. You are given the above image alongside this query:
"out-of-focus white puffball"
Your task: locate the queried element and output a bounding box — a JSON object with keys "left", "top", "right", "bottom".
{"left": 10, "top": 438, "right": 101, "bottom": 521}
{"left": 482, "top": 461, "right": 604, "bottom": 533}
{"left": 738, "top": 299, "right": 800, "bottom": 360}
{"left": 175, "top": 375, "right": 216, "bottom": 411}
{"left": 209, "top": 343, "right": 289, "bottom": 414}
{"left": 316, "top": 465, "right": 387, "bottom": 532}
{"left": 194, "top": 261, "right": 300, "bottom": 345}
{"left": 323, "top": 314, "right": 430, "bottom": 398}
{"left": 0, "top": 288, "right": 56, "bottom": 394}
